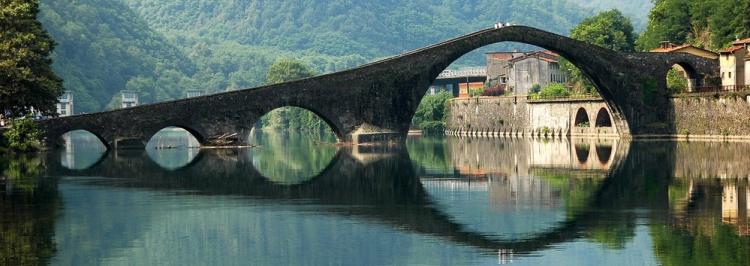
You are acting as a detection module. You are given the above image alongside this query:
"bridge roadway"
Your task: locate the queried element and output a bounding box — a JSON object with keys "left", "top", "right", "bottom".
{"left": 45, "top": 141, "right": 682, "bottom": 254}
{"left": 37, "top": 26, "right": 718, "bottom": 149}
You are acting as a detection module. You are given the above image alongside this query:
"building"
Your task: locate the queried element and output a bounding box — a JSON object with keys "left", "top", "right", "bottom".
{"left": 486, "top": 51, "right": 525, "bottom": 87}
{"left": 507, "top": 51, "right": 566, "bottom": 95}
{"left": 431, "top": 67, "right": 487, "bottom": 98}
{"left": 719, "top": 38, "right": 750, "bottom": 88}
{"left": 121, "top": 91, "right": 139, "bottom": 108}
{"left": 186, "top": 90, "right": 206, "bottom": 98}
{"left": 56, "top": 91, "right": 74, "bottom": 117}
{"left": 651, "top": 42, "right": 719, "bottom": 60}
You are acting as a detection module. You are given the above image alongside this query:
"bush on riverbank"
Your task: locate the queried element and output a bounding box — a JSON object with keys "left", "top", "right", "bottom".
{"left": 2, "top": 117, "right": 43, "bottom": 153}
{"left": 412, "top": 91, "right": 452, "bottom": 136}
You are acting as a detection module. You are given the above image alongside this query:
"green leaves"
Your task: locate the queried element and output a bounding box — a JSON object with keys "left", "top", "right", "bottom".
{"left": 0, "top": 0, "right": 63, "bottom": 117}
{"left": 570, "top": 9, "right": 636, "bottom": 52}
{"left": 2, "top": 116, "right": 43, "bottom": 152}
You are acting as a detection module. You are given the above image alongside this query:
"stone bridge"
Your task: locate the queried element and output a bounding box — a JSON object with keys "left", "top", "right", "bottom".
{"left": 37, "top": 26, "right": 718, "bottom": 149}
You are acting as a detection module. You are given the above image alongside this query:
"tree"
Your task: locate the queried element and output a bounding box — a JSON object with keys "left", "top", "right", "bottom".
{"left": 412, "top": 91, "right": 452, "bottom": 135}
{"left": 571, "top": 9, "right": 636, "bottom": 52}
{"left": 266, "top": 58, "right": 317, "bottom": 84}
{"left": 666, "top": 67, "right": 688, "bottom": 93}
{"left": 564, "top": 9, "right": 636, "bottom": 92}
{"left": 0, "top": 0, "right": 64, "bottom": 116}
{"left": 636, "top": 0, "right": 692, "bottom": 50}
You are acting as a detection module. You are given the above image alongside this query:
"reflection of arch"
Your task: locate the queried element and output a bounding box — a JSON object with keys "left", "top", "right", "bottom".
{"left": 575, "top": 108, "right": 590, "bottom": 127}
{"left": 596, "top": 145, "right": 613, "bottom": 164}
{"left": 60, "top": 129, "right": 109, "bottom": 150}
{"left": 595, "top": 108, "right": 612, "bottom": 128}
{"left": 146, "top": 126, "right": 205, "bottom": 147}
{"left": 255, "top": 106, "right": 342, "bottom": 141}
{"left": 146, "top": 126, "right": 203, "bottom": 148}
{"left": 575, "top": 144, "right": 590, "bottom": 163}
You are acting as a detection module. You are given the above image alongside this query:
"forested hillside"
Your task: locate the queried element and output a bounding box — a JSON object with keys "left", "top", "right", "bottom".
{"left": 637, "top": 0, "right": 750, "bottom": 50}
{"left": 37, "top": 0, "right": 649, "bottom": 113}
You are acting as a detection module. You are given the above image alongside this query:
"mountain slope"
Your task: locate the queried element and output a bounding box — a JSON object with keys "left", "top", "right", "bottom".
{"left": 39, "top": 0, "right": 197, "bottom": 112}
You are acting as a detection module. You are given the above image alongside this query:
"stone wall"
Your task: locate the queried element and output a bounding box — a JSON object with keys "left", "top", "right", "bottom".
{"left": 446, "top": 97, "right": 616, "bottom": 137}
{"left": 671, "top": 93, "right": 750, "bottom": 138}
{"left": 446, "top": 96, "right": 530, "bottom": 134}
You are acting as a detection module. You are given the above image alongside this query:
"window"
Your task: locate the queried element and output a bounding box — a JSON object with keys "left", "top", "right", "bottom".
{"left": 730, "top": 72, "right": 733, "bottom": 78}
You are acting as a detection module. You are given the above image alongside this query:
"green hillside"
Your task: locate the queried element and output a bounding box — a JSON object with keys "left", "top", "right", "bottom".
{"left": 37, "top": 0, "right": 650, "bottom": 113}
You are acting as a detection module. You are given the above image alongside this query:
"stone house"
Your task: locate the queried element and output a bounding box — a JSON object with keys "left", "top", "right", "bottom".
{"left": 719, "top": 38, "right": 750, "bottom": 88}
{"left": 507, "top": 51, "right": 566, "bottom": 95}
{"left": 485, "top": 51, "right": 525, "bottom": 87}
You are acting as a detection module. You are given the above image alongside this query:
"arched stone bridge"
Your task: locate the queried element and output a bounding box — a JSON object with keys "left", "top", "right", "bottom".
{"left": 37, "top": 26, "right": 718, "bottom": 149}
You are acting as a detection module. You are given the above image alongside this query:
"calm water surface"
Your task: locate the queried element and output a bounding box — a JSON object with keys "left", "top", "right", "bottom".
{"left": 1, "top": 130, "right": 749, "bottom": 265}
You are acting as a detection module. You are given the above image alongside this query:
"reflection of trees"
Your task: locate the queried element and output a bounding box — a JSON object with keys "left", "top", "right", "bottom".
{"left": 406, "top": 137, "right": 453, "bottom": 175}
{"left": 0, "top": 155, "right": 60, "bottom": 265}
{"left": 652, "top": 220, "right": 750, "bottom": 266}
{"left": 250, "top": 131, "right": 338, "bottom": 184}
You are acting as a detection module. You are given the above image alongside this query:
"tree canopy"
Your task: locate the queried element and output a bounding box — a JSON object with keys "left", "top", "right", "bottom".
{"left": 0, "top": 0, "right": 63, "bottom": 116}
{"left": 562, "top": 9, "right": 635, "bottom": 93}
{"left": 637, "top": 0, "right": 750, "bottom": 50}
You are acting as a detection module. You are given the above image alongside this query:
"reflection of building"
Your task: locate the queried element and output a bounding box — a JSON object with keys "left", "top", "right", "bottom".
{"left": 722, "top": 185, "right": 749, "bottom": 235}
{"left": 507, "top": 51, "right": 567, "bottom": 95}
{"left": 488, "top": 175, "right": 561, "bottom": 210}
{"left": 719, "top": 38, "right": 750, "bottom": 88}
{"left": 57, "top": 91, "right": 74, "bottom": 117}
{"left": 121, "top": 91, "right": 139, "bottom": 108}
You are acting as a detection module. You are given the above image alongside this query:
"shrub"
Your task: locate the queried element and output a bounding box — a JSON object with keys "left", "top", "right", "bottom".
{"left": 3, "top": 117, "right": 43, "bottom": 152}
{"left": 481, "top": 84, "right": 506, "bottom": 96}
{"left": 538, "top": 83, "right": 571, "bottom": 98}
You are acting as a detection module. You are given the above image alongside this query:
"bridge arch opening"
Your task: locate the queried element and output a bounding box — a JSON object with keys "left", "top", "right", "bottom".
{"left": 250, "top": 106, "right": 339, "bottom": 185}
{"left": 666, "top": 64, "right": 696, "bottom": 93}
{"left": 575, "top": 108, "right": 590, "bottom": 127}
{"left": 595, "top": 108, "right": 612, "bottom": 128}
{"left": 59, "top": 130, "right": 108, "bottom": 170}
{"left": 145, "top": 127, "right": 202, "bottom": 170}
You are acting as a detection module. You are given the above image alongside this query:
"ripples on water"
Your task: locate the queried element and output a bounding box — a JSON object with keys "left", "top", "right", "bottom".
{"left": 1, "top": 131, "right": 749, "bottom": 265}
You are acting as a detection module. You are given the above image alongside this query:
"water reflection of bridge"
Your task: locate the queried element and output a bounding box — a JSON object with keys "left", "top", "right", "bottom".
{"left": 43, "top": 140, "right": 646, "bottom": 255}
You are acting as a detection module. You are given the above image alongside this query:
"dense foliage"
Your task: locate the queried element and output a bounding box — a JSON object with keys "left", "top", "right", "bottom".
{"left": 412, "top": 92, "right": 453, "bottom": 135}
{"left": 561, "top": 9, "right": 636, "bottom": 93}
{"left": 30, "top": 0, "right": 648, "bottom": 113}
{"left": 3, "top": 117, "right": 42, "bottom": 152}
{"left": 0, "top": 0, "right": 63, "bottom": 116}
{"left": 637, "top": 0, "right": 750, "bottom": 50}
{"left": 666, "top": 67, "right": 689, "bottom": 93}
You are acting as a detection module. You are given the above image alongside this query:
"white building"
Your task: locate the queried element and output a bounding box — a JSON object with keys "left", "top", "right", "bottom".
{"left": 719, "top": 38, "right": 750, "bottom": 88}
{"left": 121, "top": 91, "right": 139, "bottom": 108}
{"left": 56, "top": 91, "right": 74, "bottom": 117}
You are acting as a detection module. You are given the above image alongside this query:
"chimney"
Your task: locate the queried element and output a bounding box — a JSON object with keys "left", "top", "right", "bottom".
{"left": 660, "top": 41, "right": 671, "bottom": 49}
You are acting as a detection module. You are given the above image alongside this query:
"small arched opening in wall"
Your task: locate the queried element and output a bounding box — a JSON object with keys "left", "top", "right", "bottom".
{"left": 250, "top": 106, "right": 339, "bottom": 185}
{"left": 146, "top": 127, "right": 203, "bottom": 170}
{"left": 666, "top": 63, "right": 698, "bottom": 94}
{"left": 595, "top": 108, "right": 612, "bottom": 128}
{"left": 574, "top": 108, "right": 590, "bottom": 128}
{"left": 59, "top": 130, "right": 108, "bottom": 170}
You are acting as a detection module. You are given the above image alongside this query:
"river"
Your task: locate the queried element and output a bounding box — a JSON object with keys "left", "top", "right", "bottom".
{"left": 1, "top": 130, "right": 749, "bottom": 265}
